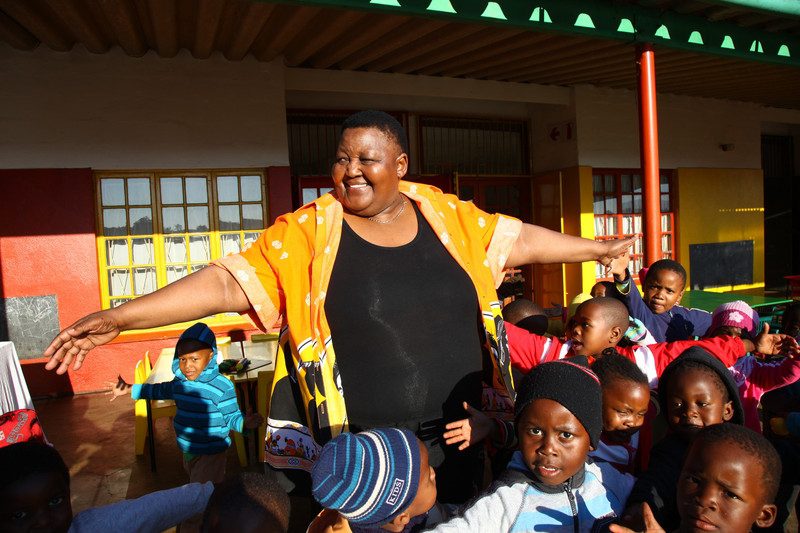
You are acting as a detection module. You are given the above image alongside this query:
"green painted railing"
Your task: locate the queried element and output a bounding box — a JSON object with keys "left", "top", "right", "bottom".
{"left": 273, "top": 0, "right": 800, "bottom": 66}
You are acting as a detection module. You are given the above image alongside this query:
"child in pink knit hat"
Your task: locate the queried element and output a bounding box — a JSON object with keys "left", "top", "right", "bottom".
{"left": 707, "top": 301, "right": 800, "bottom": 433}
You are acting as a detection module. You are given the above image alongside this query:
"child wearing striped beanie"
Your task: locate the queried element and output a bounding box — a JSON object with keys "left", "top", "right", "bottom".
{"left": 309, "top": 428, "right": 444, "bottom": 533}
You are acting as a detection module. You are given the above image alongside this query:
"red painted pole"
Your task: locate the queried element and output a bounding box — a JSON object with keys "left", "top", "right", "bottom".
{"left": 637, "top": 43, "right": 661, "bottom": 267}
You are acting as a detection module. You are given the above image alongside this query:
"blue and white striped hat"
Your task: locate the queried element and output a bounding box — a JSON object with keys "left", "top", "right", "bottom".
{"left": 311, "top": 428, "right": 421, "bottom": 526}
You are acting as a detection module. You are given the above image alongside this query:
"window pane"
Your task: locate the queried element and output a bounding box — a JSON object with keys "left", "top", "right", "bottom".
{"left": 164, "top": 236, "right": 187, "bottom": 263}
{"left": 221, "top": 234, "right": 241, "bottom": 256}
{"left": 634, "top": 215, "right": 642, "bottom": 234}
{"left": 101, "top": 179, "right": 125, "bottom": 206}
{"left": 219, "top": 205, "right": 240, "bottom": 230}
{"left": 241, "top": 175, "right": 261, "bottom": 202}
{"left": 243, "top": 232, "right": 260, "bottom": 251}
{"left": 160, "top": 177, "right": 183, "bottom": 204}
{"left": 162, "top": 207, "right": 185, "bottom": 233}
{"left": 621, "top": 174, "right": 632, "bottom": 193}
{"left": 133, "top": 267, "right": 156, "bottom": 295}
{"left": 242, "top": 204, "right": 263, "bottom": 230}
{"left": 127, "top": 178, "right": 150, "bottom": 205}
{"left": 604, "top": 174, "right": 615, "bottom": 192}
{"left": 109, "top": 269, "right": 130, "bottom": 296}
{"left": 106, "top": 239, "right": 128, "bottom": 266}
{"left": 103, "top": 208, "right": 127, "bottom": 236}
{"left": 186, "top": 177, "right": 207, "bottom": 204}
{"left": 187, "top": 206, "right": 209, "bottom": 232}
{"left": 594, "top": 217, "right": 605, "bottom": 236}
{"left": 662, "top": 234, "right": 671, "bottom": 252}
{"left": 622, "top": 215, "right": 634, "bottom": 234}
{"left": 606, "top": 217, "right": 617, "bottom": 235}
{"left": 320, "top": 187, "right": 333, "bottom": 196}
{"left": 131, "top": 238, "right": 154, "bottom": 264}
{"left": 593, "top": 175, "right": 602, "bottom": 193}
{"left": 128, "top": 208, "right": 152, "bottom": 235}
{"left": 633, "top": 174, "right": 642, "bottom": 193}
{"left": 633, "top": 195, "right": 642, "bottom": 213}
{"left": 166, "top": 265, "right": 188, "bottom": 284}
{"left": 218, "top": 176, "right": 238, "bottom": 202}
{"left": 302, "top": 188, "right": 319, "bottom": 204}
{"left": 661, "top": 214, "right": 671, "bottom": 231}
{"left": 621, "top": 194, "right": 633, "bottom": 214}
{"left": 661, "top": 194, "right": 670, "bottom": 212}
{"left": 660, "top": 174, "right": 669, "bottom": 192}
{"left": 189, "top": 235, "right": 210, "bottom": 262}
{"left": 605, "top": 197, "right": 617, "bottom": 214}
{"left": 593, "top": 196, "right": 604, "bottom": 215}
{"left": 191, "top": 264, "right": 206, "bottom": 273}
{"left": 110, "top": 298, "right": 127, "bottom": 308}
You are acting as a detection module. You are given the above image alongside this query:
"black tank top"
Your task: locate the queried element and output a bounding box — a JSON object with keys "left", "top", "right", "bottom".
{"left": 325, "top": 201, "right": 483, "bottom": 427}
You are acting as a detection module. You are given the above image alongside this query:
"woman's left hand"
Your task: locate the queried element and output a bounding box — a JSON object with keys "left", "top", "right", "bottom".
{"left": 597, "top": 236, "right": 637, "bottom": 267}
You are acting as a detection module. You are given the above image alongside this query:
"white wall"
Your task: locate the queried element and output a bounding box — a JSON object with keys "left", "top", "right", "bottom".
{"left": 0, "top": 45, "right": 289, "bottom": 169}
{"left": 574, "top": 85, "right": 762, "bottom": 169}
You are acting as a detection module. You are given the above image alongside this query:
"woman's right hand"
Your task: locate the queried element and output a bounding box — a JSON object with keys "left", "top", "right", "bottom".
{"left": 44, "top": 310, "right": 122, "bottom": 374}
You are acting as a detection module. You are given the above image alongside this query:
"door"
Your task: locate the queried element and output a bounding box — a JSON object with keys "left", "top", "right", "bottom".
{"left": 457, "top": 176, "right": 533, "bottom": 300}
{"left": 762, "top": 135, "right": 797, "bottom": 290}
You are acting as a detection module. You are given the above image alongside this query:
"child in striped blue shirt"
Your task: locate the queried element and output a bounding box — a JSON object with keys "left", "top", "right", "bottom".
{"left": 111, "top": 322, "right": 262, "bottom": 483}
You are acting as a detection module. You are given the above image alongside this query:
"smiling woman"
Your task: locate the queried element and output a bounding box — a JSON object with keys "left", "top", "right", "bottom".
{"left": 43, "top": 110, "right": 634, "bottom": 504}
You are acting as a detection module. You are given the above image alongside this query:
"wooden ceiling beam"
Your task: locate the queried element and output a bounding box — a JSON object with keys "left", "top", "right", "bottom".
{"left": 225, "top": 1, "right": 275, "bottom": 60}
{"left": 284, "top": 10, "right": 364, "bottom": 66}
{"left": 0, "top": 9, "right": 39, "bottom": 49}
{"left": 146, "top": 0, "right": 179, "bottom": 57}
{"left": 97, "top": 0, "right": 147, "bottom": 57}
{"left": 364, "top": 23, "right": 483, "bottom": 72}
{"left": 192, "top": 0, "right": 225, "bottom": 59}
{"left": 461, "top": 38, "right": 621, "bottom": 80}
{"left": 394, "top": 27, "right": 526, "bottom": 75}
{"left": 433, "top": 34, "right": 582, "bottom": 78}
{"left": 309, "top": 14, "right": 403, "bottom": 69}
{"left": 44, "top": 0, "right": 109, "bottom": 53}
{"left": 0, "top": 0, "right": 72, "bottom": 51}
{"left": 251, "top": 5, "right": 319, "bottom": 62}
{"left": 337, "top": 19, "right": 449, "bottom": 70}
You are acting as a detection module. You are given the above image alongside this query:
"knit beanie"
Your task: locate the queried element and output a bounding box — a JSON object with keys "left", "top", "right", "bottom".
{"left": 658, "top": 346, "right": 745, "bottom": 425}
{"left": 514, "top": 358, "right": 603, "bottom": 448}
{"left": 311, "top": 428, "right": 421, "bottom": 527}
{"left": 709, "top": 301, "right": 760, "bottom": 339}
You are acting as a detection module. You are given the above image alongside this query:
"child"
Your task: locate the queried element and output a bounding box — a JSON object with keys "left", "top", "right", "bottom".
{"left": 622, "top": 346, "right": 745, "bottom": 531}
{"left": 110, "top": 322, "right": 262, "bottom": 483}
{"left": 589, "top": 350, "right": 651, "bottom": 474}
{"left": 610, "top": 253, "right": 711, "bottom": 342}
{"left": 0, "top": 440, "right": 215, "bottom": 532}
{"left": 502, "top": 298, "right": 548, "bottom": 336}
{"left": 433, "top": 359, "right": 634, "bottom": 531}
{"left": 611, "top": 423, "right": 780, "bottom": 532}
{"left": 506, "top": 296, "right": 792, "bottom": 387}
{"left": 707, "top": 301, "right": 800, "bottom": 433}
{"left": 308, "top": 427, "right": 445, "bottom": 533}
{"left": 591, "top": 280, "right": 615, "bottom": 298}
{"left": 201, "top": 471, "right": 290, "bottom": 533}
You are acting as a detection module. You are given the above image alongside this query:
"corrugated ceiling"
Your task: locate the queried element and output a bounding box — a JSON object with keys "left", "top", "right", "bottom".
{"left": 1, "top": 0, "right": 799, "bottom": 108}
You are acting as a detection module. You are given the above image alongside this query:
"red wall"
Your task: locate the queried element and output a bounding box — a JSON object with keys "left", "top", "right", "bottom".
{"left": 1, "top": 167, "right": 294, "bottom": 396}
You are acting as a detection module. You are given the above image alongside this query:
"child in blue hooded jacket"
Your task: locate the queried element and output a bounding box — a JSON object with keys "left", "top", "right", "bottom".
{"left": 111, "top": 322, "right": 262, "bottom": 483}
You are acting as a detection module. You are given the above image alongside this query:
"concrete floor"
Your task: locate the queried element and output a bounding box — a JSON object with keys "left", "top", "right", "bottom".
{"left": 34, "top": 392, "right": 318, "bottom": 532}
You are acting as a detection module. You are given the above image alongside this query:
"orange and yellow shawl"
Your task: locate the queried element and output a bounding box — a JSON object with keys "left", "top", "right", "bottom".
{"left": 214, "top": 181, "right": 522, "bottom": 471}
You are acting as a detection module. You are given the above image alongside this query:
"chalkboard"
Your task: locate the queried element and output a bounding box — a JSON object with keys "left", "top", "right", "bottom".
{"left": 0, "top": 295, "right": 61, "bottom": 359}
{"left": 688, "top": 240, "right": 754, "bottom": 290}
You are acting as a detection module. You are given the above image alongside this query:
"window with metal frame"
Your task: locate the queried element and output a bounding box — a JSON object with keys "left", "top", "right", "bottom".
{"left": 592, "top": 170, "right": 675, "bottom": 280}
{"left": 419, "top": 116, "right": 528, "bottom": 175}
{"left": 96, "top": 170, "right": 267, "bottom": 310}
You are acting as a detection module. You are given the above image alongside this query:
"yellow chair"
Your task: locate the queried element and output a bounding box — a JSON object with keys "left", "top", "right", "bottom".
{"left": 134, "top": 354, "right": 177, "bottom": 456}
{"left": 256, "top": 370, "right": 275, "bottom": 462}
{"left": 225, "top": 373, "right": 249, "bottom": 467}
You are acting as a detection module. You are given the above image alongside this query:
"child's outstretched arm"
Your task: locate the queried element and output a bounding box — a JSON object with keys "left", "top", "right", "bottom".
{"left": 107, "top": 375, "right": 132, "bottom": 401}
{"left": 444, "top": 402, "right": 496, "bottom": 450}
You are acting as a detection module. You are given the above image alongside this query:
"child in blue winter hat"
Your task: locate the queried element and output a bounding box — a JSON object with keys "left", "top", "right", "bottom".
{"left": 110, "top": 322, "right": 263, "bottom": 484}
{"left": 309, "top": 427, "right": 446, "bottom": 533}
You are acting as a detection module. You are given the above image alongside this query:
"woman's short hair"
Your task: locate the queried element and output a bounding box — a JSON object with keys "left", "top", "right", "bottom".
{"left": 341, "top": 110, "right": 409, "bottom": 155}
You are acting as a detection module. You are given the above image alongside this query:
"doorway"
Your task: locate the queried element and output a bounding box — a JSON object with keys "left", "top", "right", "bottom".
{"left": 762, "top": 135, "right": 797, "bottom": 291}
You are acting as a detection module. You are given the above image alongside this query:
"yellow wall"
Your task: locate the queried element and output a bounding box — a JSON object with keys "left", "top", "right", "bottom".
{"left": 675, "top": 168, "right": 764, "bottom": 291}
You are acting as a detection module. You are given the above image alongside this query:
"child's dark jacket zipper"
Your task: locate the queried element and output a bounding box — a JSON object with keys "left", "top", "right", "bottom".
{"left": 563, "top": 477, "right": 579, "bottom": 533}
